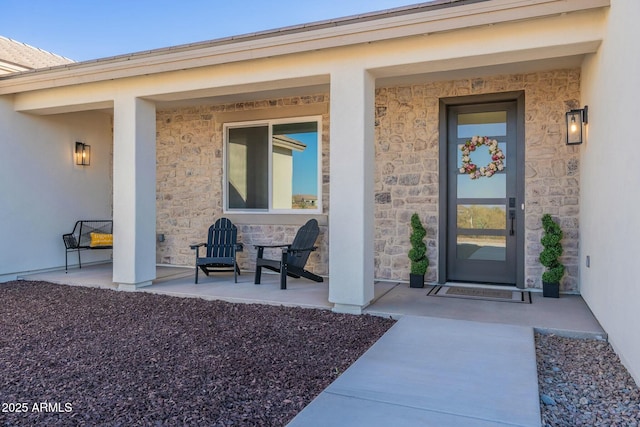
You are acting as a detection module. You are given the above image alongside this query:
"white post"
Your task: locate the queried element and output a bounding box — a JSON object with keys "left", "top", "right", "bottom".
{"left": 329, "top": 65, "right": 375, "bottom": 314}
{"left": 112, "top": 96, "right": 157, "bottom": 290}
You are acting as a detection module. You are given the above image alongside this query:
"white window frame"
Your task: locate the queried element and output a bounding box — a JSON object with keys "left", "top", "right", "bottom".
{"left": 223, "top": 115, "right": 323, "bottom": 214}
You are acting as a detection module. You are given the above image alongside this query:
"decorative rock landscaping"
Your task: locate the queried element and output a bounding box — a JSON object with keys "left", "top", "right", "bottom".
{"left": 0, "top": 281, "right": 392, "bottom": 426}
{"left": 536, "top": 333, "right": 640, "bottom": 426}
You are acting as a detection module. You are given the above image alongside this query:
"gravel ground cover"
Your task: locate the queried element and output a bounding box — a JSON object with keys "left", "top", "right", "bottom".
{"left": 536, "top": 333, "right": 640, "bottom": 426}
{"left": 0, "top": 281, "right": 394, "bottom": 426}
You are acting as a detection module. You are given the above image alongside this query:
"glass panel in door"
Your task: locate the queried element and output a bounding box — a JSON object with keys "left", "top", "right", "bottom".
{"left": 447, "top": 104, "right": 517, "bottom": 284}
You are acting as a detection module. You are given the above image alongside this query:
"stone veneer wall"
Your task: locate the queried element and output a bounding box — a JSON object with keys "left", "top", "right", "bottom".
{"left": 156, "top": 95, "right": 330, "bottom": 276}
{"left": 155, "top": 69, "right": 581, "bottom": 292}
{"left": 374, "top": 69, "right": 581, "bottom": 292}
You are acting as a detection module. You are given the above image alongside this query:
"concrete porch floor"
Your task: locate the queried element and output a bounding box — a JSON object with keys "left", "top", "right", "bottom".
{"left": 19, "top": 263, "right": 605, "bottom": 339}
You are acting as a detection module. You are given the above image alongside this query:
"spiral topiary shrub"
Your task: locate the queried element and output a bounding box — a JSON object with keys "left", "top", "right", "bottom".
{"left": 408, "top": 213, "right": 428, "bottom": 287}
{"left": 539, "top": 214, "right": 564, "bottom": 296}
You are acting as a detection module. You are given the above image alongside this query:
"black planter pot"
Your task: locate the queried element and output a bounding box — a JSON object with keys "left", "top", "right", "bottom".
{"left": 543, "top": 281, "right": 560, "bottom": 298}
{"left": 409, "top": 273, "right": 425, "bottom": 288}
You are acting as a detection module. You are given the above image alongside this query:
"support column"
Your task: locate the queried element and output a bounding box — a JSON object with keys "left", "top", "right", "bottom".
{"left": 112, "top": 96, "right": 157, "bottom": 290}
{"left": 329, "top": 65, "right": 375, "bottom": 314}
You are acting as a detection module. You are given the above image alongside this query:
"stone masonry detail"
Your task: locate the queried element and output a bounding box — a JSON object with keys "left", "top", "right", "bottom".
{"left": 375, "top": 69, "right": 581, "bottom": 292}
{"left": 155, "top": 69, "right": 580, "bottom": 292}
{"left": 156, "top": 95, "right": 329, "bottom": 277}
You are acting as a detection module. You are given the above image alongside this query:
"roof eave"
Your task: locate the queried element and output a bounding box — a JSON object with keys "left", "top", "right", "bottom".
{"left": 0, "top": 0, "right": 609, "bottom": 95}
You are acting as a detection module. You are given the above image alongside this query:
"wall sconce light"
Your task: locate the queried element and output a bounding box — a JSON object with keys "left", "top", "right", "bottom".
{"left": 566, "top": 105, "right": 588, "bottom": 145}
{"left": 75, "top": 142, "right": 91, "bottom": 166}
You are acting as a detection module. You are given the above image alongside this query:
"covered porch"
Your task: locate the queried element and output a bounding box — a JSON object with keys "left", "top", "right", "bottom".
{"left": 20, "top": 263, "right": 605, "bottom": 339}
{"left": 1, "top": 0, "right": 610, "bottom": 316}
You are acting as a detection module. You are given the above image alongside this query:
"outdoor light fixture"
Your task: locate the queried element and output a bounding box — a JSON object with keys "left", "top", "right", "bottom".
{"left": 566, "top": 105, "right": 588, "bottom": 145}
{"left": 75, "top": 142, "right": 91, "bottom": 166}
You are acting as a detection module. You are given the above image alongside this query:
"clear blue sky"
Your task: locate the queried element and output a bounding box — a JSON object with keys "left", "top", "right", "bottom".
{"left": 290, "top": 132, "right": 318, "bottom": 196}
{"left": 1, "top": 0, "right": 422, "bottom": 62}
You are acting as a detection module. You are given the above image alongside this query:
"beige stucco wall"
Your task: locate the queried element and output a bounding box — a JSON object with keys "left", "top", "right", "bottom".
{"left": 156, "top": 96, "right": 330, "bottom": 276}
{"left": 156, "top": 68, "right": 580, "bottom": 291}
{"left": 375, "top": 69, "right": 582, "bottom": 291}
{"left": 0, "top": 98, "right": 113, "bottom": 281}
{"left": 580, "top": 0, "right": 640, "bottom": 385}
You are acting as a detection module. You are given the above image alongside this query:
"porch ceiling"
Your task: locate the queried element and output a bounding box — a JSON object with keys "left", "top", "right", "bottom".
{"left": 149, "top": 76, "right": 330, "bottom": 110}
{"left": 151, "top": 55, "right": 587, "bottom": 109}
{"left": 13, "top": 50, "right": 589, "bottom": 115}
{"left": 25, "top": 56, "right": 586, "bottom": 114}
{"left": 375, "top": 54, "right": 587, "bottom": 87}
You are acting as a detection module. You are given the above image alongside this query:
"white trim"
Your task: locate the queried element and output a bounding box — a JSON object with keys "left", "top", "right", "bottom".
{"left": 223, "top": 115, "right": 323, "bottom": 215}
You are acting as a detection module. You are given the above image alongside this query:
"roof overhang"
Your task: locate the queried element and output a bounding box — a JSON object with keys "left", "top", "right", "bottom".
{"left": 0, "top": 0, "right": 609, "bottom": 96}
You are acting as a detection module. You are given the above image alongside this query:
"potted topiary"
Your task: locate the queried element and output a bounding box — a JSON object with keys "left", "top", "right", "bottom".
{"left": 408, "top": 213, "right": 429, "bottom": 288}
{"left": 539, "top": 214, "right": 564, "bottom": 298}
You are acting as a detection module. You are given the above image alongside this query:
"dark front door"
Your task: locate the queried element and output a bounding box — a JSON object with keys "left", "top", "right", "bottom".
{"left": 446, "top": 101, "right": 521, "bottom": 285}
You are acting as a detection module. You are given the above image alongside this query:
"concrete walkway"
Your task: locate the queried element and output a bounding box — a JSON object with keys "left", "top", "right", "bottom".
{"left": 288, "top": 316, "right": 541, "bottom": 426}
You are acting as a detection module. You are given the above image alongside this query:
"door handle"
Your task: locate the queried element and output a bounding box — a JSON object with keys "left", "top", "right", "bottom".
{"left": 509, "top": 210, "right": 516, "bottom": 235}
{"left": 508, "top": 198, "right": 516, "bottom": 236}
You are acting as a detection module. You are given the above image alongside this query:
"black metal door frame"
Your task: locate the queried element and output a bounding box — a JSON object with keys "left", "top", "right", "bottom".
{"left": 438, "top": 92, "right": 525, "bottom": 288}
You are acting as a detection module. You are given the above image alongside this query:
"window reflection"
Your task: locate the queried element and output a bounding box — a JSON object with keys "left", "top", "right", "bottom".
{"left": 457, "top": 235, "right": 506, "bottom": 261}
{"left": 457, "top": 112, "right": 507, "bottom": 138}
{"left": 228, "top": 126, "right": 269, "bottom": 209}
{"left": 273, "top": 122, "right": 318, "bottom": 210}
{"left": 457, "top": 205, "right": 506, "bottom": 230}
{"left": 456, "top": 111, "right": 507, "bottom": 199}
{"left": 226, "top": 120, "right": 319, "bottom": 212}
{"left": 458, "top": 175, "right": 506, "bottom": 199}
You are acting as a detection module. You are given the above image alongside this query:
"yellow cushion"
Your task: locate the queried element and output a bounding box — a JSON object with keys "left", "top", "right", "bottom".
{"left": 90, "top": 232, "right": 113, "bottom": 247}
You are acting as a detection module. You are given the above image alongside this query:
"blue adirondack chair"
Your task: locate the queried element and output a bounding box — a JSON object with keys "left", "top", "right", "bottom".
{"left": 190, "top": 218, "right": 242, "bottom": 283}
{"left": 254, "top": 219, "right": 323, "bottom": 289}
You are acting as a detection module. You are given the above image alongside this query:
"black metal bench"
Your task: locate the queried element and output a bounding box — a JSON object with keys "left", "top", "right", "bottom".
{"left": 62, "top": 220, "right": 113, "bottom": 272}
